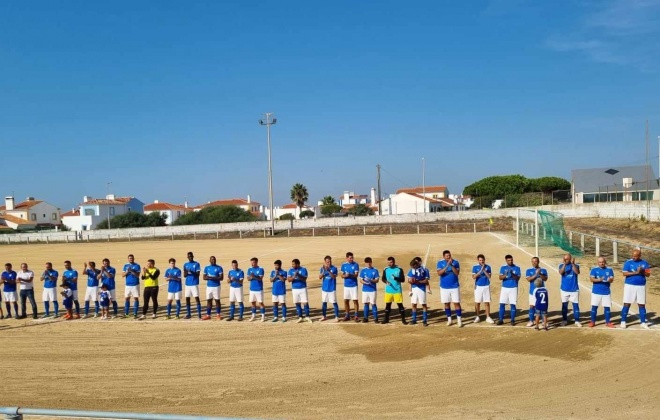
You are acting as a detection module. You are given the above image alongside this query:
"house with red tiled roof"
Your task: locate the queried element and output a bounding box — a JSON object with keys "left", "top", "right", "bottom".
{"left": 381, "top": 186, "right": 456, "bottom": 215}
{"left": 0, "top": 196, "right": 61, "bottom": 228}
{"left": 62, "top": 194, "right": 144, "bottom": 231}
{"left": 196, "top": 195, "right": 265, "bottom": 220}
{"left": 144, "top": 200, "right": 194, "bottom": 225}
{"left": 270, "top": 202, "right": 319, "bottom": 220}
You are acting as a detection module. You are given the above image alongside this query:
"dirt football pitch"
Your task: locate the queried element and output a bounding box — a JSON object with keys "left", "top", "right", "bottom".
{"left": 1, "top": 233, "right": 658, "bottom": 419}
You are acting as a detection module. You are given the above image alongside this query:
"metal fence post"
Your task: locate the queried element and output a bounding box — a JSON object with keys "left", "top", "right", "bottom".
{"left": 612, "top": 241, "right": 618, "bottom": 263}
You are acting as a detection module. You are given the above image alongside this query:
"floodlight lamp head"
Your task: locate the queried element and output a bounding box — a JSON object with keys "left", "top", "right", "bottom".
{"left": 272, "top": 118, "right": 277, "bottom": 124}
{"left": 259, "top": 120, "right": 264, "bottom": 125}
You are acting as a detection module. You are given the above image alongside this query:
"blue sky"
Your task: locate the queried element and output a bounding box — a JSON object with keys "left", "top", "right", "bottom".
{"left": 1, "top": 0, "right": 659, "bottom": 210}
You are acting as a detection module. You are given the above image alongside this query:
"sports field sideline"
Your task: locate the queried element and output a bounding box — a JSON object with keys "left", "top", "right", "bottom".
{"left": 1, "top": 233, "right": 658, "bottom": 419}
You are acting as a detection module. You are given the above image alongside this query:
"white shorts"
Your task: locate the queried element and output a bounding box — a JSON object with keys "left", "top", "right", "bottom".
{"left": 362, "top": 291, "right": 377, "bottom": 304}
{"left": 292, "top": 288, "right": 308, "bottom": 304}
{"left": 560, "top": 290, "right": 579, "bottom": 303}
{"left": 623, "top": 284, "right": 646, "bottom": 305}
{"left": 167, "top": 292, "right": 181, "bottom": 301}
{"left": 108, "top": 289, "right": 116, "bottom": 300}
{"left": 249, "top": 291, "right": 264, "bottom": 303}
{"left": 528, "top": 294, "right": 536, "bottom": 306}
{"left": 229, "top": 287, "right": 243, "bottom": 303}
{"left": 185, "top": 285, "right": 199, "bottom": 298}
{"left": 85, "top": 287, "right": 98, "bottom": 302}
{"left": 474, "top": 285, "right": 491, "bottom": 303}
{"left": 410, "top": 288, "right": 427, "bottom": 305}
{"left": 3, "top": 291, "right": 17, "bottom": 302}
{"left": 125, "top": 285, "right": 140, "bottom": 298}
{"left": 499, "top": 287, "right": 518, "bottom": 305}
{"left": 321, "top": 291, "right": 337, "bottom": 303}
{"left": 441, "top": 287, "right": 460, "bottom": 304}
{"left": 591, "top": 294, "right": 612, "bottom": 307}
{"left": 42, "top": 288, "right": 57, "bottom": 302}
{"left": 343, "top": 286, "right": 358, "bottom": 301}
{"left": 206, "top": 286, "right": 220, "bottom": 300}
{"left": 71, "top": 290, "right": 79, "bottom": 300}
{"left": 272, "top": 294, "right": 286, "bottom": 304}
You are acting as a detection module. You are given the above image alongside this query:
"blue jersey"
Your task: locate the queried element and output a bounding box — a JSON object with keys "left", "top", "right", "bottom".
{"left": 85, "top": 269, "right": 100, "bottom": 288}
{"left": 2, "top": 271, "right": 17, "bottom": 292}
{"left": 559, "top": 263, "right": 580, "bottom": 292}
{"left": 320, "top": 265, "right": 338, "bottom": 293}
{"left": 101, "top": 267, "right": 116, "bottom": 290}
{"left": 360, "top": 267, "right": 379, "bottom": 292}
{"left": 248, "top": 267, "right": 265, "bottom": 292}
{"left": 534, "top": 287, "right": 549, "bottom": 312}
{"left": 204, "top": 265, "right": 223, "bottom": 288}
{"left": 99, "top": 290, "right": 111, "bottom": 305}
{"left": 499, "top": 265, "right": 521, "bottom": 289}
{"left": 271, "top": 269, "right": 287, "bottom": 296}
{"left": 62, "top": 269, "right": 79, "bottom": 291}
{"left": 123, "top": 263, "right": 140, "bottom": 287}
{"left": 183, "top": 261, "right": 201, "bottom": 286}
{"left": 165, "top": 268, "right": 182, "bottom": 293}
{"left": 525, "top": 267, "right": 548, "bottom": 295}
{"left": 472, "top": 264, "right": 491, "bottom": 287}
{"left": 43, "top": 269, "right": 58, "bottom": 289}
{"left": 408, "top": 268, "right": 426, "bottom": 292}
{"left": 590, "top": 267, "right": 614, "bottom": 295}
{"left": 341, "top": 262, "right": 360, "bottom": 288}
{"left": 437, "top": 259, "right": 460, "bottom": 289}
{"left": 289, "top": 267, "right": 308, "bottom": 290}
{"left": 229, "top": 269, "right": 244, "bottom": 288}
{"left": 62, "top": 288, "right": 73, "bottom": 307}
{"left": 622, "top": 259, "right": 649, "bottom": 286}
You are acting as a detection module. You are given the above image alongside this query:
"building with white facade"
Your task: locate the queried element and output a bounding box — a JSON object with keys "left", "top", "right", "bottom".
{"left": 196, "top": 196, "right": 265, "bottom": 220}
{"left": 144, "top": 201, "right": 193, "bottom": 225}
{"left": 62, "top": 195, "right": 144, "bottom": 231}
{"left": 0, "top": 196, "right": 61, "bottom": 228}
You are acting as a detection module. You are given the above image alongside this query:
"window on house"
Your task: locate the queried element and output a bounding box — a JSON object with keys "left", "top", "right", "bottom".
{"left": 31, "top": 213, "right": 37, "bottom": 221}
{"left": 52, "top": 213, "right": 57, "bottom": 220}
{"left": 109, "top": 207, "right": 115, "bottom": 216}
{"left": 177, "top": 211, "right": 181, "bottom": 217}
{"left": 84, "top": 209, "right": 95, "bottom": 216}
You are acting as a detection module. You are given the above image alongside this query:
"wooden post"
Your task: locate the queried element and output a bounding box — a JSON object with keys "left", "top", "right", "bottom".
{"left": 417, "top": 225, "right": 420, "bottom": 234}
{"left": 389, "top": 225, "right": 392, "bottom": 235}
{"left": 364, "top": 226, "right": 367, "bottom": 236}
{"left": 580, "top": 234, "right": 584, "bottom": 252}
{"left": 312, "top": 228, "right": 315, "bottom": 237}
{"left": 445, "top": 223, "right": 448, "bottom": 233}
{"left": 612, "top": 241, "right": 618, "bottom": 263}
{"left": 216, "top": 231, "right": 219, "bottom": 239}
{"left": 473, "top": 223, "right": 476, "bottom": 233}
{"left": 239, "top": 231, "right": 243, "bottom": 239}
{"left": 595, "top": 237, "right": 600, "bottom": 256}
{"left": 337, "top": 227, "right": 340, "bottom": 236}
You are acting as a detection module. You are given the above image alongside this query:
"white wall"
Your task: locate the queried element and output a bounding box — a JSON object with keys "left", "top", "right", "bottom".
{"left": 8, "top": 201, "right": 60, "bottom": 225}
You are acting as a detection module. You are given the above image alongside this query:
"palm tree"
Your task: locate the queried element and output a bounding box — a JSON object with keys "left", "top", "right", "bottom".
{"left": 321, "top": 195, "right": 336, "bottom": 206}
{"left": 290, "top": 183, "right": 309, "bottom": 213}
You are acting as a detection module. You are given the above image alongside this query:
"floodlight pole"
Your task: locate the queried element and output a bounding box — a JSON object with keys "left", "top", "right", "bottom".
{"left": 516, "top": 208, "right": 520, "bottom": 248}
{"left": 260, "top": 113, "right": 276, "bottom": 235}
{"left": 422, "top": 157, "right": 426, "bottom": 214}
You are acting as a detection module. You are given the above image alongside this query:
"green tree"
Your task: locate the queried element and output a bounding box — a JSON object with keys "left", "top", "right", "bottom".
{"left": 320, "top": 195, "right": 342, "bottom": 216}
{"left": 463, "top": 175, "right": 571, "bottom": 208}
{"left": 279, "top": 213, "right": 295, "bottom": 221}
{"left": 290, "top": 183, "right": 309, "bottom": 213}
{"left": 532, "top": 177, "right": 571, "bottom": 194}
{"left": 97, "top": 212, "right": 167, "bottom": 229}
{"left": 299, "top": 210, "right": 315, "bottom": 219}
{"left": 347, "top": 203, "right": 374, "bottom": 216}
{"left": 173, "top": 206, "right": 257, "bottom": 225}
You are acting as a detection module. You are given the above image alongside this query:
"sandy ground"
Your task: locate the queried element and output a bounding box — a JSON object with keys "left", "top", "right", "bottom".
{"left": 1, "top": 233, "right": 658, "bottom": 419}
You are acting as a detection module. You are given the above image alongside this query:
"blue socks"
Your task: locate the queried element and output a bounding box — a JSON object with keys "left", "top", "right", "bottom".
{"left": 445, "top": 308, "right": 451, "bottom": 318}
{"left": 167, "top": 303, "right": 172, "bottom": 316}
{"left": 590, "top": 305, "right": 598, "bottom": 323}
{"left": 84, "top": 301, "right": 90, "bottom": 316}
{"left": 230, "top": 304, "right": 235, "bottom": 318}
{"left": 261, "top": 307, "right": 266, "bottom": 316}
{"left": 322, "top": 302, "right": 327, "bottom": 317}
{"left": 74, "top": 300, "right": 80, "bottom": 315}
{"left": 124, "top": 301, "right": 130, "bottom": 316}
{"left": 422, "top": 310, "right": 428, "bottom": 323}
{"left": 456, "top": 309, "right": 462, "bottom": 318}
{"left": 572, "top": 303, "right": 580, "bottom": 322}
{"left": 196, "top": 303, "right": 202, "bottom": 318}
{"left": 640, "top": 307, "right": 647, "bottom": 323}
{"left": 53, "top": 302, "right": 59, "bottom": 316}
{"left": 304, "top": 304, "right": 310, "bottom": 317}
{"left": 372, "top": 305, "right": 378, "bottom": 320}
{"left": 133, "top": 300, "right": 139, "bottom": 316}
{"left": 333, "top": 303, "right": 339, "bottom": 318}
{"left": 499, "top": 304, "right": 505, "bottom": 321}
{"left": 94, "top": 301, "right": 99, "bottom": 315}
{"left": 252, "top": 307, "right": 257, "bottom": 316}
{"left": 239, "top": 303, "right": 244, "bottom": 318}
{"left": 187, "top": 304, "right": 192, "bottom": 317}
{"left": 273, "top": 305, "right": 279, "bottom": 318}
{"left": 363, "top": 304, "right": 369, "bottom": 320}
{"left": 412, "top": 310, "right": 417, "bottom": 323}
{"left": 207, "top": 305, "right": 212, "bottom": 316}
{"left": 295, "top": 303, "right": 302, "bottom": 317}
{"left": 282, "top": 305, "right": 287, "bottom": 318}
{"left": 529, "top": 307, "right": 535, "bottom": 322}
{"left": 44, "top": 301, "right": 50, "bottom": 316}
{"left": 176, "top": 301, "right": 181, "bottom": 317}
{"left": 561, "top": 302, "right": 569, "bottom": 321}
{"left": 510, "top": 304, "right": 517, "bottom": 321}
{"left": 604, "top": 307, "right": 611, "bottom": 323}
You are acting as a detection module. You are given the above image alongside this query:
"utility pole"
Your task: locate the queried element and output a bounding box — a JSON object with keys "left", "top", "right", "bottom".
{"left": 377, "top": 164, "right": 382, "bottom": 216}
{"left": 645, "top": 120, "right": 650, "bottom": 220}
{"left": 106, "top": 181, "right": 112, "bottom": 229}
{"left": 422, "top": 157, "right": 426, "bottom": 214}
{"left": 259, "top": 113, "right": 277, "bottom": 235}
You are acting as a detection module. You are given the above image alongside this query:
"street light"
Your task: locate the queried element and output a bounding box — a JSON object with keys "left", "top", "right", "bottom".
{"left": 106, "top": 181, "right": 112, "bottom": 229}
{"left": 259, "top": 113, "right": 277, "bottom": 235}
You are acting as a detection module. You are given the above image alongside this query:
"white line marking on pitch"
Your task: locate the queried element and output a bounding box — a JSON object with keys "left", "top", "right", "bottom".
{"left": 488, "top": 232, "right": 636, "bottom": 316}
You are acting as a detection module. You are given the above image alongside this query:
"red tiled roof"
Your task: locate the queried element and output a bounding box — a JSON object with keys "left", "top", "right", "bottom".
{"left": 0, "top": 214, "right": 35, "bottom": 225}
{"left": 61, "top": 209, "right": 80, "bottom": 217}
{"left": 396, "top": 186, "right": 447, "bottom": 194}
{"left": 144, "top": 202, "right": 189, "bottom": 211}
{"left": 407, "top": 193, "right": 455, "bottom": 207}
{"left": 14, "top": 200, "right": 43, "bottom": 209}
{"left": 82, "top": 197, "right": 133, "bottom": 205}
{"left": 199, "top": 198, "right": 261, "bottom": 208}
{"left": 281, "top": 203, "right": 313, "bottom": 209}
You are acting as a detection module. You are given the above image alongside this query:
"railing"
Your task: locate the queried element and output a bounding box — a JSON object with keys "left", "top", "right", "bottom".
{"left": 0, "top": 407, "right": 244, "bottom": 420}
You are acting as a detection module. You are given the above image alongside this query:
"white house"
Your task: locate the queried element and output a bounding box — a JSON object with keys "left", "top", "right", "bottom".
{"left": 266, "top": 203, "right": 319, "bottom": 220}
{"left": 144, "top": 200, "right": 193, "bottom": 225}
{"left": 196, "top": 195, "right": 265, "bottom": 220}
{"left": 380, "top": 191, "right": 454, "bottom": 215}
{"left": 0, "top": 196, "right": 61, "bottom": 228}
{"left": 62, "top": 195, "right": 144, "bottom": 231}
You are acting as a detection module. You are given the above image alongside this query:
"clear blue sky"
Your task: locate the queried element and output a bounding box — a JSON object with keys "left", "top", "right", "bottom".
{"left": 1, "top": 0, "right": 659, "bottom": 210}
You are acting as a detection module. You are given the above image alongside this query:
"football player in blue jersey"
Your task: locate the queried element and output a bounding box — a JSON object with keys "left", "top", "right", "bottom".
{"left": 62, "top": 260, "right": 80, "bottom": 319}
{"left": 559, "top": 253, "right": 581, "bottom": 327}
{"left": 525, "top": 257, "right": 548, "bottom": 327}
{"left": 621, "top": 248, "right": 651, "bottom": 329}
{"left": 359, "top": 257, "right": 379, "bottom": 323}
{"left": 202, "top": 256, "right": 223, "bottom": 320}
{"left": 100, "top": 258, "right": 118, "bottom": 318}
{"left": 270, "top": 260, "right": 288, "bottom": 322}
{"left": 533, "top": 279, "right": 549, "bottom": 331}
{"left": 319, "top": 255, "right": 340, "bottom": 322}
{"left": 183, "top": 252, "right": 202, "bottom": 319}
{"left": 589, "top": 256, "right": 615, "bottom": 328}
{"left": 82, "top": 261, "right": 101, "bottom": 318}
{"left": 227, "top": 260, "right": 245, "bottom": 321}
{"left": 247, "top": 257, "right": 266, "bottom": 322}
{"left": 340, "top": 252, "right": 360, "bottom": 322}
